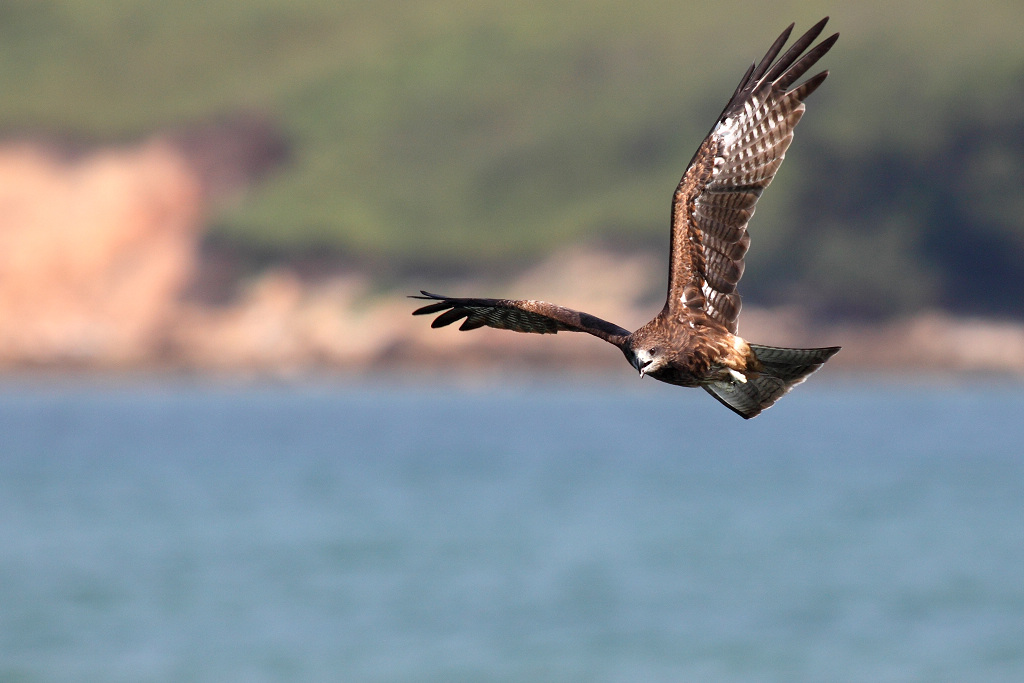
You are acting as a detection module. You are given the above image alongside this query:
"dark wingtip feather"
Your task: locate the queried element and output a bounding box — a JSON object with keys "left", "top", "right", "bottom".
{"left": 802, "top": 17, "right": 831, "bottom": 44}
{"left": 409, "top": 290, "right": 447, "bottom": 300}
{"left": 773, "top": 34, "right": 839, "bottom": 91}
{"left": 788, "top": 70, "right": 830, "bottom": 101}
{"left": 412, "top": 301, "right": 453, "bottom": 316}
{"left": 762, "top": 18, "right": 831, "bottom": 85}
{"left": 431, "top": 308, "right": 470, "bottom": 328}
{"left": 749, "top": 22, "right": 795, "bottom": 83}
{"left": 730, "top": 61, "right": 757, "bottom": 100}
{"left": 411, "top": 291, "right": 454, "bottom": 316}
{"left": 715, "top": 19, "right": 836, "bottom": 128}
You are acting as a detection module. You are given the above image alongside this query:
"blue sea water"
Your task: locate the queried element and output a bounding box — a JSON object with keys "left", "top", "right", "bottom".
{"left": 0, "top": 377, "right": 1022, "bottom": 682}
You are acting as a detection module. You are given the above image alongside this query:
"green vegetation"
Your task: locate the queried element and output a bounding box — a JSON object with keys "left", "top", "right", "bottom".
{"left": 2, "top": 0, "right": 1022, "bottom": 317}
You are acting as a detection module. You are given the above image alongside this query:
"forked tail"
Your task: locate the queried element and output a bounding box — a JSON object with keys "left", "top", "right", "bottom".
{"left": 703, "top": 344, "right": 841, "bottom": 419}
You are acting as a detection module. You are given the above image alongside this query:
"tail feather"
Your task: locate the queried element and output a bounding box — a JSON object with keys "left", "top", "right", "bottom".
{"left": 703, "top": 344, "right": 840, "bottom": 419}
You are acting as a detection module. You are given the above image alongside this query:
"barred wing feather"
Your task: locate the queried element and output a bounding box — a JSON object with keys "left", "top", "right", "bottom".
{"left": 410, "top": 292, "right": 630, "bottom": 346}
{"left": 669, "top": 18, "right": 838, "bottom": 333}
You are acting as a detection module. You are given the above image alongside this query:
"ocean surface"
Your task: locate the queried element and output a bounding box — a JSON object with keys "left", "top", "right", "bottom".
{"left": 0, "top": 377, "right": 1022, "bottom": 683}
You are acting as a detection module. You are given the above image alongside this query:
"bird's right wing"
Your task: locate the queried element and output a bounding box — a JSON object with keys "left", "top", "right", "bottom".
{"left": 666, "top": 18, "right": 838, "bottom": 333}
{"left": 411, "top": 291, "right": 630, "bottom": 347}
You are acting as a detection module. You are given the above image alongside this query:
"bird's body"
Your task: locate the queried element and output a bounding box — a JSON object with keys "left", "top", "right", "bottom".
{"left": 413, "top": 19, "right": 842, "bottom": 418}
{"left": 627, "top": 315, "right": 757, "bottom": 388}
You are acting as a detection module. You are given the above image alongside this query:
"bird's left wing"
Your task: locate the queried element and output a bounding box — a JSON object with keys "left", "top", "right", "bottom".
{"left": 411, "top": 291, "right": 630, "bottom": 346}
{"left": 666, "top": 18, "right": 838, "bottom": 333}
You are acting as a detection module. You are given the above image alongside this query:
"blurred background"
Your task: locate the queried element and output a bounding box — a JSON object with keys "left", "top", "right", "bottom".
{"left": 0, "top": 0, "right": 1022, "bottom": 371}
{"left": 1, "top": 1, "right": 1023, "bottom": 682}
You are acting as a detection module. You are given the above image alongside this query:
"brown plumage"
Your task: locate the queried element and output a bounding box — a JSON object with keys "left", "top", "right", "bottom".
{"left": 412, "top": 18, "right": 842, "bottom": 419}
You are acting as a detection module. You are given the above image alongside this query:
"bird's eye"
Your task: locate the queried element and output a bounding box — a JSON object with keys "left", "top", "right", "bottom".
{"left": 648, "top": 347, "right": 659, "bottom": 355}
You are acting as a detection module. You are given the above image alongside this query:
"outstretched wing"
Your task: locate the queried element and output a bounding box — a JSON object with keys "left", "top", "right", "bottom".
{"left": 667, "top": 18, "right": 838, "bottom": 333}
{"left": 411, "top": 291, "right": 630, "bottom": 347}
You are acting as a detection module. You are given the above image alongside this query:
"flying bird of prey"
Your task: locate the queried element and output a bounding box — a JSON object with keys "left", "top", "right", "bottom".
{"left": 412, "top": 18, "right": 841, "bottom": 418}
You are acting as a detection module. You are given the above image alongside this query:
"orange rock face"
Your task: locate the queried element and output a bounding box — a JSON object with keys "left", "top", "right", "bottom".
{"left": 0, "top": 141, "right": 203, "bottom": 365}
{"left": 0, "top": 136, "right": 1021, "bottom": 376}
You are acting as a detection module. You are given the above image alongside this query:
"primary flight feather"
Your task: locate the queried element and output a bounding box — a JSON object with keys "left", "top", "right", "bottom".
{"left": 412, "top": 18, "right": 841, "bottom": 419}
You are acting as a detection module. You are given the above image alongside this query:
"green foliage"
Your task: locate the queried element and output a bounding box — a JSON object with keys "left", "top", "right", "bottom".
{"left": 1, "top": 0, "right": 1022, "bottom": 316}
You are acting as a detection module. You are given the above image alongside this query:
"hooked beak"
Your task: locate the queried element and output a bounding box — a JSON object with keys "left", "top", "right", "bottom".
{"left": 637, "top": 360, "right": 652, "bottom": 378}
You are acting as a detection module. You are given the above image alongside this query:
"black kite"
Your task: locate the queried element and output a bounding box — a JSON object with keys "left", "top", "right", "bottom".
{"left": 413, "top": 19, "right": 841, "bottom": 418}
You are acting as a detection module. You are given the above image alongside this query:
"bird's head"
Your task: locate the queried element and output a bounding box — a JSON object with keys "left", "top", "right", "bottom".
{"left": 628, "top": 343, "right": 667, "bottom": 378}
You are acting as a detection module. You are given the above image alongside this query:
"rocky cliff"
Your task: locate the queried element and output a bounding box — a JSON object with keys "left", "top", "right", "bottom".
{"left": 0, "top": 139, "right": 201, "bottom": 365}
{"left": 1, "top": 133, "right": 1022, "bottom": 376}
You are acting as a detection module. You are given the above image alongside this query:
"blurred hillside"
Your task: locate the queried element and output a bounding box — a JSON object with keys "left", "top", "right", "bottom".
{"left": 0, "top": 1, "right": 1022, "bottom": 370}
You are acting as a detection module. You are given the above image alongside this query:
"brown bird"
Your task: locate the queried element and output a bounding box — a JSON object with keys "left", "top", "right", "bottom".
{"left": 412, "top": 18, "right": 841, "bottom": 418}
